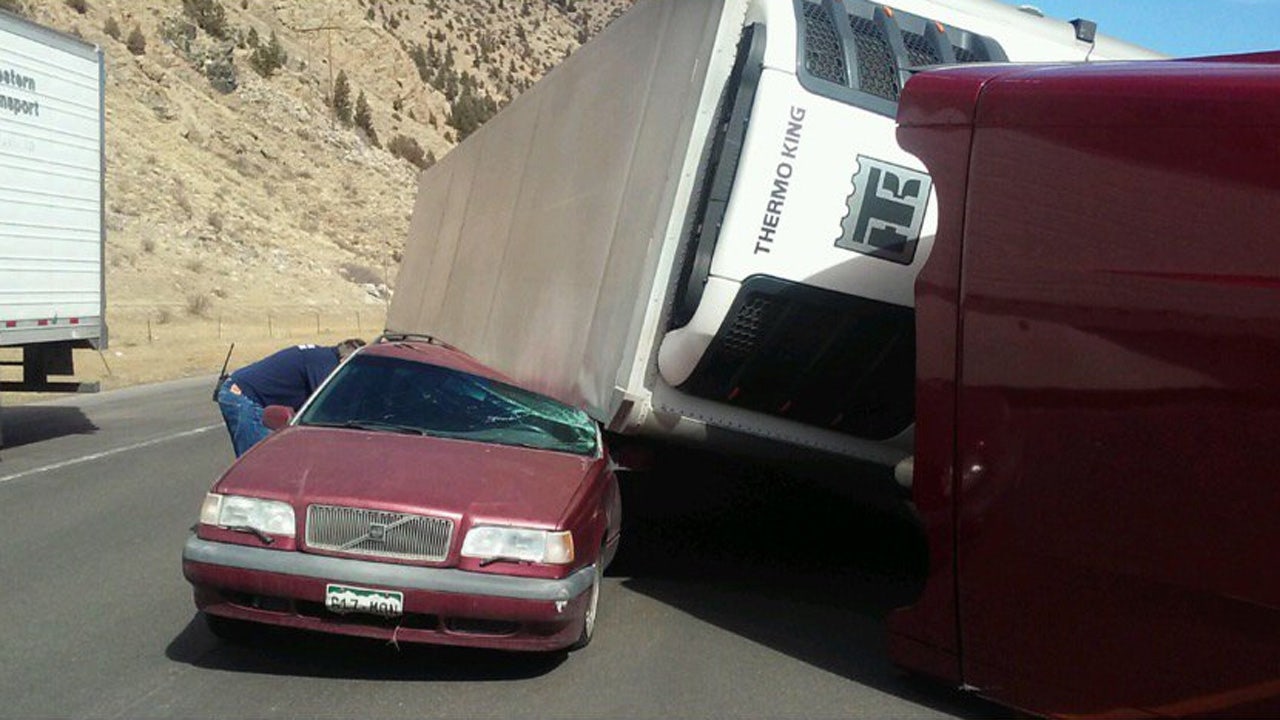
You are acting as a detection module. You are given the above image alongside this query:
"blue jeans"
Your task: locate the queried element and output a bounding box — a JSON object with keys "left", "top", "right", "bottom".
{"left": 217, "top": 380, "right": 270, "bottom": 457}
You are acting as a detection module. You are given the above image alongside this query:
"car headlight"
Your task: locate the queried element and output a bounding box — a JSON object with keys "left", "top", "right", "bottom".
{"left": 461, "top": 526, "right": 574, "bottom": 564}
{"left": 199, "top": 493, "right": 296, "bottom": 537}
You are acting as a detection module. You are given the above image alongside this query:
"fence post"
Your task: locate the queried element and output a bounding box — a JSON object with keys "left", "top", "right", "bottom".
{"left": 315, "top": 311, "right": 320, "bottom": 334}
{"left": 356, "top": 311, "right": 361, "bottom": 333}
{"left": 147, "top": 317, "right": 153, "bottom": 344}
{"left": 268, "top": 313, "right": 273, "bottom": 338}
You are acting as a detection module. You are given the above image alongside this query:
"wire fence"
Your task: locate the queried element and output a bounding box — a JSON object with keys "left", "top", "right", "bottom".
{"left": 108, "top": 304, "right": 388, "bottom": 344}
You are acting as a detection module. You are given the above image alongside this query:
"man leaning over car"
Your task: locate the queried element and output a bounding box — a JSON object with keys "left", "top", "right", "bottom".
{"left": 217, "top": 338, "right": 365, "bottom": 457}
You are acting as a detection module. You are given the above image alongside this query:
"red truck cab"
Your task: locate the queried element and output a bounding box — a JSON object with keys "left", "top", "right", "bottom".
{"left": 889, "top": 54, "right": 1280, "bottom": 716}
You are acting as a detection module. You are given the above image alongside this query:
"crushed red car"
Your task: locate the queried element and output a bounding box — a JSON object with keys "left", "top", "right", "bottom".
{"left": 183, "top": 335, "right": 621, "bottom": 651}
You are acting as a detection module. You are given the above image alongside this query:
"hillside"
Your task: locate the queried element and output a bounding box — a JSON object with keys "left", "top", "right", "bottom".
{"left": 1, "top": 0, "right": 631, "bottom": 389}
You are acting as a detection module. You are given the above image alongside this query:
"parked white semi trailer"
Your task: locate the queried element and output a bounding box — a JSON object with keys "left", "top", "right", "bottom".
{"left": 388, "top": 0, "right": 1160, "bottom": 465}
{"left": 0, "top": 9, "right": 105, "bottom": 410}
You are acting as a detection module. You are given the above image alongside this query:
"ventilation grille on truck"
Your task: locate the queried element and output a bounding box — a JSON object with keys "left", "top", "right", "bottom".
{"left": 795, "top": 1, "right": 1006, "bottom": 112}
{"left": 801, "top": 2, "right": 848, "bottom": 85}
{"left": 901, "top": 29, "right": 943, "bottom": 67}
{"left": 848, "top": 15, "right": 899, "bottom": 101}
{"left": 721, "top": 296, "right": 782, "bottom": 358}
{"left": 953, "top": 44, "right": 980, "bottom": 63}
{"left": 679, "top": 276, "right": 915, "bottom": 441}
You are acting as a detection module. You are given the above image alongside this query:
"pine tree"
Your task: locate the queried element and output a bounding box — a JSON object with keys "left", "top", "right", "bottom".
{"left": 331, "top": 70, "right": 352, "bottom": 125}
{"left": 354, "top": 90, "right": 373, "bottom": 134}
{"left": 249, "top": 30, "right": 287, "bottom": 78}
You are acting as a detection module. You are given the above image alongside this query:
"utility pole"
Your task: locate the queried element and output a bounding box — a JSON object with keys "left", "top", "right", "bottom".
{"left": 283, "top": 1, "right": 347, "bottom": 121}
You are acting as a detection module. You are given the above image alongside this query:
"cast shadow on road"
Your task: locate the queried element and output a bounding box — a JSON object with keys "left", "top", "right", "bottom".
{"left": 0, "top": 405, "right": 97, "bottom": 450}
{"left": 608, "top": 446, "right": 1008, "bottom": 719}
{"left": 164, "top": 616, "right": 565, "bottom": 681}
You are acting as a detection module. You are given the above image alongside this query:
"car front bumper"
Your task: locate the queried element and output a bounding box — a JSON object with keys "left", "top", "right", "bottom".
{"left": 182, "top": 535, "right": 594, "bottom": 651}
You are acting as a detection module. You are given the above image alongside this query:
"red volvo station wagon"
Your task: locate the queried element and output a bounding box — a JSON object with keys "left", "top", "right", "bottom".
{"left": 183, "top": 335, "right": 621, "bottom": 652}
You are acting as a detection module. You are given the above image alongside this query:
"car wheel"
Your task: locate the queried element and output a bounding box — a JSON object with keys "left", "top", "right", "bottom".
{"left": 204, "top": 613, "right": 258, "bottom": 644}
{"left": 568, "top": 561, "right": 601, "bottom": 651}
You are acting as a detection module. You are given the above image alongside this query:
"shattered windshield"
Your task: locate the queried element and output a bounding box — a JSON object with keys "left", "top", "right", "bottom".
{"left": 297, "top": 354, "right": 597, "bottom": 456}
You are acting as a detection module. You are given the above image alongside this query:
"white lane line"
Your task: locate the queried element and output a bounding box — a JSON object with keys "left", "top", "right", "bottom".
{"left": 0, "top": 423, "right": 222, "bottom": 485}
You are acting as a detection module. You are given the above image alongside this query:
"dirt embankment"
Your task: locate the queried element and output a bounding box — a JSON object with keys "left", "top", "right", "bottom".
{"left": 2, "top": 0, "right": 630, "bottom": 401}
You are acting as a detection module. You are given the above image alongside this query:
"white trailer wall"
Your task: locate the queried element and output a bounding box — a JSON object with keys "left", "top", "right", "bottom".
{"left": 388, "top": 0, "right": 739, "bottom": 420}
{"left": 0, "top": 11, "right": 104, "bottom": 347}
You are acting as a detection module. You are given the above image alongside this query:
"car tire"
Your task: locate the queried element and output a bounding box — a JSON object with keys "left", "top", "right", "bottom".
{"left": 204, "top": 613, "right": 258, "bottom": 644}
{"left": 568, "top": 561, "right": 601, "bottom": 651}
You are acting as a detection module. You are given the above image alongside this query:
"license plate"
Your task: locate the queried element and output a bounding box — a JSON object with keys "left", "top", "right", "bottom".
{"left": 325, "top": 583, "right": 404, "bottom": 617}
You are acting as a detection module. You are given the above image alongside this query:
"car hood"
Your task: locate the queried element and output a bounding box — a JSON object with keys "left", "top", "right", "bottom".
{"left": 215, "top": 426, "right": 600, "bottom": 527}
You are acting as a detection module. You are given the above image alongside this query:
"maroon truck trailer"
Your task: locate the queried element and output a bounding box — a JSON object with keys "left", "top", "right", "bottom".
{"left": 888, "top": 54, "right": 1280, "bottom": 717}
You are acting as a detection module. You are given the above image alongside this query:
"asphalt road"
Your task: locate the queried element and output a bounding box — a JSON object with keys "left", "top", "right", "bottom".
{"left": 0, "top": 377, "right": 1006, "bottom": 719}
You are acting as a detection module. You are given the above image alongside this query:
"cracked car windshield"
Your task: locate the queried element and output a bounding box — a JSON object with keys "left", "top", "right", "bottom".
{"left": 297, "top": 354, "right": 597, "bottom": 455}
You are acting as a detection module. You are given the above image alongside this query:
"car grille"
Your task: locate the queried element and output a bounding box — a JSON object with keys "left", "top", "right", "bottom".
{"left": 305, "top": 504, "right": 453, "bottom": 562}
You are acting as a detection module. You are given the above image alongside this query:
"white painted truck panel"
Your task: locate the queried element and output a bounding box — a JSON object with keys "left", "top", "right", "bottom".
{"left": 0, "top": 10, "right": 105, "bottom": 347}
{"left": 389, "top": 0, "right": 743, "bottom": 425}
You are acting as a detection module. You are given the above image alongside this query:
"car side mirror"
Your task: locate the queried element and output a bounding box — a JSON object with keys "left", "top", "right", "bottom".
{"left": 262, "top": 405, "right": 294, "bottom": 431}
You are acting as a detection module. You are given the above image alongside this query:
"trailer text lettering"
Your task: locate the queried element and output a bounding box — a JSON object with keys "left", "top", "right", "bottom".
{"left": 756, "top": 106, "right": 806, "bottom": 254}
{"left": 0, "top": 93, "right": 39, "bottom": 117}
{"left": 0, "top": 67, "right": 36, "bottom": 92}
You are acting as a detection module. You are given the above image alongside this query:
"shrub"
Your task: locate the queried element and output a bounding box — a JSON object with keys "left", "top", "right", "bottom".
{"left": 201, "top": 48, "right": 238, "bottom": 93}
{"left": 185, "top": 293, "right": 212, "bottom": 318}
{"left": 103, "top": 16, "right": 121, "bottom": 41}
{"left": 448, "top": 85, "right": 498, "bottom": 141}
{"left": 339, "top": 263, "right": 382, "bottom": 285}
{"left": 126, "top": 26, "right": 147, "bottom": 56}
{"left": 174, "top": 182, "right": 192, "bottom": 217}
{"left": 387, "top": 134, "right": 427, "bottom": 169}
{"left": 409, "top": 44, "right": 430, "bottom": 83}
{"left": 182, "top": 0, "right": 229, "bottom": 40}
{"left": 160, "top": 17, "right": 197, "bottom": 56}
{"left": 249, "top": 30, "right": 287, "bottom": 77}
{"left": 0, "top": 0, "right": 25, "bottom": 17}
{"left": 65, "top": 0, "right": 87, "bottom": 15}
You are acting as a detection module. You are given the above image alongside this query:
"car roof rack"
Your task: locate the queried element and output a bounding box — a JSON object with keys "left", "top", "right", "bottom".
{"left": 374, "top": 332, "right": 465, "bottom": 353}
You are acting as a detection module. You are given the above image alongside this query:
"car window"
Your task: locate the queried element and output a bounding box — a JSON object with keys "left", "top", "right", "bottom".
{"left": 297, "top": 354, "right": 598, "bottom": 456}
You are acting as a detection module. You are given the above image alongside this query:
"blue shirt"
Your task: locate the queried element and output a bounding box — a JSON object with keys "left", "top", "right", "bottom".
{"left": 230, "top": 344, "right": 339, "bottom": 410}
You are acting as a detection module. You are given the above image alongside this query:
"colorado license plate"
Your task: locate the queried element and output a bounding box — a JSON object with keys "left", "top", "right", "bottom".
{"left": 325, "top": 583, "right": 404, "bottom": 617}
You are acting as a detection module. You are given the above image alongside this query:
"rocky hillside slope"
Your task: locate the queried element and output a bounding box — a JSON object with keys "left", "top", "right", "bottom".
{"left": 6, "top": 0, "right": 631, "bottom": 319}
